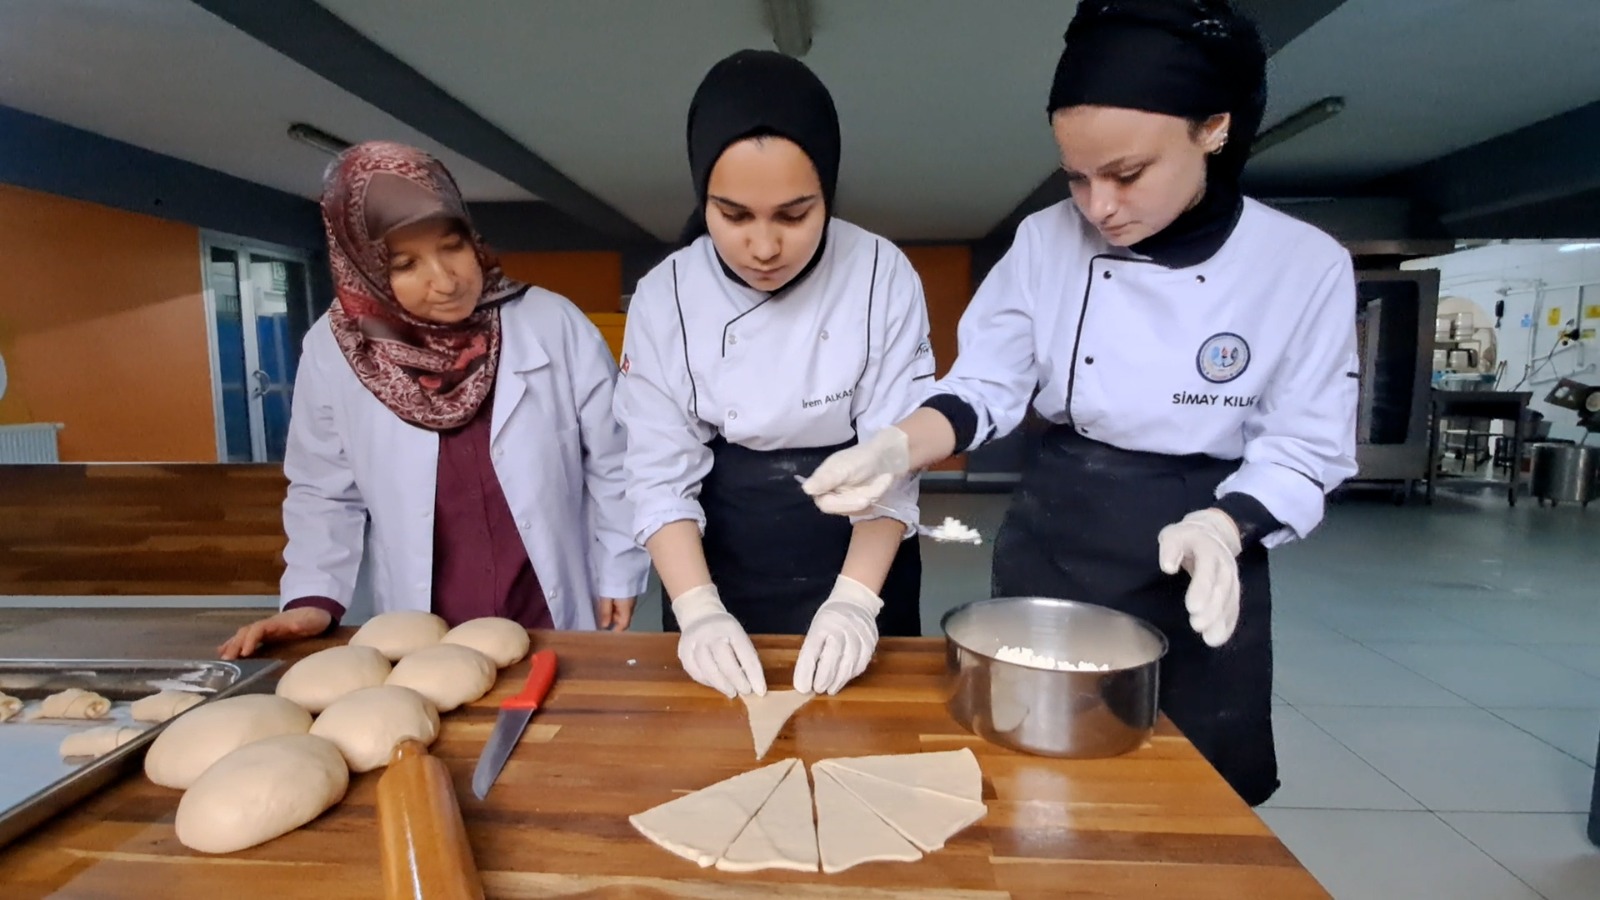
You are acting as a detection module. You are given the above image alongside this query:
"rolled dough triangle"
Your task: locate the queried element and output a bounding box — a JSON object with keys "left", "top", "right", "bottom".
{"left": 628, "top": 758, "right": 795, "bottom": 867}
{"left": 812, "top": 765, "right": 921, "bottom": 874}
{"left": 822, "top": 748, "right": 982, "bottom": 803}
{"left": 817, "top": 762, "right": 987, "bottom": 852}
{"left": 715, "top": 756, "right": 818, "bottom": 872}
{"left": 739, "top": 690, "right": 812, "bottom": 760}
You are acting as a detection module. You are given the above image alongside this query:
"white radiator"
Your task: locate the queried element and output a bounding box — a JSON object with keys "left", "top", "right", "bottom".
{"left": 0, "top": 423, "right": 63, "bottom": 463}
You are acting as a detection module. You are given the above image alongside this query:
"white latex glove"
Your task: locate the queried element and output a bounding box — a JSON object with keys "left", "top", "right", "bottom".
{"left": 1157, "top": 508, "right": 1243, "bottom": 648}
{"left": 672, "top": 584, "right": 766, "bottom": 698}
{"left": 801, "top": 427, "right": 911, "bottom": 515}
{"left": 794, "top": 575, "right": 883, "bottom": 695}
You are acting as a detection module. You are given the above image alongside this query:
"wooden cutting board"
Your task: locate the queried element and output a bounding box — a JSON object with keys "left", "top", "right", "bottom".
{"left": 0, "top": 628, "right": 1330, "bottom": 899}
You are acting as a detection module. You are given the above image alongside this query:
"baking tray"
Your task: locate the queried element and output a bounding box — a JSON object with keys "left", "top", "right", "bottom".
{"left": 0, "top": 657, "right": 280, "bottom": 849}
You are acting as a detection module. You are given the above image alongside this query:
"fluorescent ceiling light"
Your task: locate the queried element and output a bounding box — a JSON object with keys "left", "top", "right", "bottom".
{"left": 287, "top": 123, "right": 352, "bottom": 156}
{"left": 764, "top": 0, "right": 813, "bottom": 57}
{"left": 1252, "top": 96, "right": 1345, "bottom": 157}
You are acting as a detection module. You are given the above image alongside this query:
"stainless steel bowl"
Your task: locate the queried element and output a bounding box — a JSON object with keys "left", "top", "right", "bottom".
{"left": 941, "top": 597, "right": 1168, "bottom": 758}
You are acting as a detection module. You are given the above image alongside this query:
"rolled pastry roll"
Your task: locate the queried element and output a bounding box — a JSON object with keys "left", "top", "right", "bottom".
{"left": 35, "top": 688, "right": 112, "bottom": 720}
{"left": 0, "top": 692, "right": 21, "bottom": 723}
{"left": 130, "top": 690, "right": 206, "bottom": 723}
{"left": 61, "top": 725, "right": 147, "bottom": 759}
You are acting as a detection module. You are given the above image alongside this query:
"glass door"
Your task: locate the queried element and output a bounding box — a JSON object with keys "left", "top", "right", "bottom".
{"left": 203, "top": 235, "right": 316, "bottom": 463}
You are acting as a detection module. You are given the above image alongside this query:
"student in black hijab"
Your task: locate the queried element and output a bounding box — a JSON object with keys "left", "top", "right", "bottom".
{"left": 615, "top": 50, "right": 937, "bottom": 699}
{"left": 805, "top": 0, "right": 1359, "bottom": 807}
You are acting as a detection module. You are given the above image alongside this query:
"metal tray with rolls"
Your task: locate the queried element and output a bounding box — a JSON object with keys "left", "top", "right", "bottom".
{"left": 0, "top": 658, "right": 280, "bottom": 849}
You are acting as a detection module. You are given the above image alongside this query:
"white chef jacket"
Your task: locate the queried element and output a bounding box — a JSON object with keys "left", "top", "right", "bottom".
{"left": 934, "top": 198, "right": 1358, "bottom": 547}
{"left": 278, "top": 288, "right": 651, "bottom": 629}
{"left": 615, "top": 218, "right": 936, "bottom": 546}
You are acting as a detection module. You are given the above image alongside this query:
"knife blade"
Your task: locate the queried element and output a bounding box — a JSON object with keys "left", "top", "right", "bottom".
{"left": 471, "top": 649, "right": 557, "bottom": 800}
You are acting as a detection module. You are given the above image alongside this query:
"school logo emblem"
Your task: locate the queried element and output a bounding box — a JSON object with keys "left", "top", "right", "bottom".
{"left": 1196, "top": 332, "right": 1249, "bottom": 383}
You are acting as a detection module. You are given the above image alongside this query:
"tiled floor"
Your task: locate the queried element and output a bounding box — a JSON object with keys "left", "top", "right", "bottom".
{"left": 906, "top": 485, "right": 1600, "bottom": 899}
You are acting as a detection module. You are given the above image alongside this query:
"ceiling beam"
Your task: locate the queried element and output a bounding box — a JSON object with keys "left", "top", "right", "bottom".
{"left": 1392, "top": 98, "right": 1600, "bottom": 236}
{"left": 189, "top": 0, "right": 658, "bottom": 245}
{"left": 0, "top": 104, "right": 321, "bottom": 250}
{"left": 980, "top": 0, "right": 1353, "bottom": 247}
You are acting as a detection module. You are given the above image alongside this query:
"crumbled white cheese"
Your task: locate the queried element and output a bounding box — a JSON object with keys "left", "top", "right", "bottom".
{"left": 927, "top": 517, "right": 982, "bottom": 543}
{"left": 995, "top": 645, "right": 1110, "bottom": 672}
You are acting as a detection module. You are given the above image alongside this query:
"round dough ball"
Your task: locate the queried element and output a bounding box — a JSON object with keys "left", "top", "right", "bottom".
{"left": 275, "top": 645, "right": 392, "bottom": 713}
{"left": 385, "top": 644, "right": 496, "bottom": 712}
{"left": 309, "top": 685, "right": 439, "bottom": 773}
{"left": 145, "top": 694, "right": 312, "bottom": 789}
{"left": 348, "top": 611, "right": 448, "bottom": 660}
{"left": 441, "top": 617, "right": 530, "bottom": 668}
{"left": 175, "top": 734, "right": 348, "bottom": 854}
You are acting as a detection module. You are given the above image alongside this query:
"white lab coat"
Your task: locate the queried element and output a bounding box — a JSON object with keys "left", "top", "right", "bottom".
{"left": 614, "top": 219, "right": 936, "bottom": 545}
{"left": 933, "top": 198, "right": 1358, "bottom": 546}
{"left": 278, "top": 288, "right": 650, "bottom": 629}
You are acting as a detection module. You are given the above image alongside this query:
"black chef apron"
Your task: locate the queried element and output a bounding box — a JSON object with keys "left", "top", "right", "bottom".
{"left": 992, "top": 425, "right": 1277, "bottom": 806}
{"left": 661, "top": 436, "right": 923, "bottom": 637}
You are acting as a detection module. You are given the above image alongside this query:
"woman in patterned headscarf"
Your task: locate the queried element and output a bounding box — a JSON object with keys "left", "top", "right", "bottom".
{"left": 221, "top": 141, "right": 648, "bottom": 658}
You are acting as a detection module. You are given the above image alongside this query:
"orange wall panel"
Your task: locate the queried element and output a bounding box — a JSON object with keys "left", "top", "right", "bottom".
{"left": 899, "top": 245, "right": 974, "bottom": 472}
{"left": 899, "top": 245, "right": 972, "bottom": 380}
{"left": 0, "top": 184, "right": 212, "bottom": 462}
{"left": 585, "top": 313, "right": 627, "bottom": 363}
{"left": 498, "top": 251, "right": 623, "bottom": 314}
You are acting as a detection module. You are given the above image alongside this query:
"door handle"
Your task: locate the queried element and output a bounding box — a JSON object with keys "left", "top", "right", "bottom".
{"left": 250, "top": 370, "right": 270, "bottom": 399}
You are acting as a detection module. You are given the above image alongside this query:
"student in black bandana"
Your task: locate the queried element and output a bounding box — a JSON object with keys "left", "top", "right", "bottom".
{"left": 803, "top": 0, "right": 1360, "bottom": 806}
{"left": 615, "top": 50, "right": 935, "bottom": 700}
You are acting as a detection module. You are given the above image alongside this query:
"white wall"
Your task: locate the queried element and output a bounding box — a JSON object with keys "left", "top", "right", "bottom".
{"left": 1405, "top": 241, "right": 1600, "bottom": 442}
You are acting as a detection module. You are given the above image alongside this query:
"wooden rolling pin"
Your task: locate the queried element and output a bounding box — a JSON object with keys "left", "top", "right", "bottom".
{"left": 377, "top": 739, "right": 485, "bottom": 900}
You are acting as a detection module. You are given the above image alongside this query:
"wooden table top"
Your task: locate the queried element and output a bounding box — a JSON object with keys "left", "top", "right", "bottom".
{"left": 0, "top": 628, "right": 1330, "bottom": 899}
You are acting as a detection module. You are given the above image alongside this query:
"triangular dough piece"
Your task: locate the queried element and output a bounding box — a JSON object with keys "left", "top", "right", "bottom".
{"left": 740, "top": 690, "right": 813, "bottom": 760}
{"left": 715, "top": 756, "right": 818, "bottom": 872}
{"left": 823, "top": 748, "right": 983, "bottom": 803}
{"left": 629, "top": 759, "right": 796, "bottom": 867}
{"left": 812, "top": 765, "right": 921, "bottom": 874}
{"left": 817, "top": 763, "right": 986, "bottom": 852}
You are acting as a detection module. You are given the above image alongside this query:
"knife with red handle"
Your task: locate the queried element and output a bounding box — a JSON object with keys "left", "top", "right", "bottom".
{"left": 470, "top": 649, "right": 557, "bottom": 800}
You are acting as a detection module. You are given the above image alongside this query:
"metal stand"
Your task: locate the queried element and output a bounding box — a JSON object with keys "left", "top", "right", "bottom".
{"left": 1424, "top": 390, "right": 1532, "bottom": 506}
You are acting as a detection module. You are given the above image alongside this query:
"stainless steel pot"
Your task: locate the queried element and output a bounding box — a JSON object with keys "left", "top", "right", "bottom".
{"left": 1529, "top": 443, "right": 1600, "bottom": 507}
{"left": 941, "top": 597, "right": 1167, "bottom": 758}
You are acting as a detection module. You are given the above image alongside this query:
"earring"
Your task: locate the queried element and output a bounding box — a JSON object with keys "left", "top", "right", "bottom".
{"left": 1210, "top": 132, "right": 1229, "bottom": 155}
